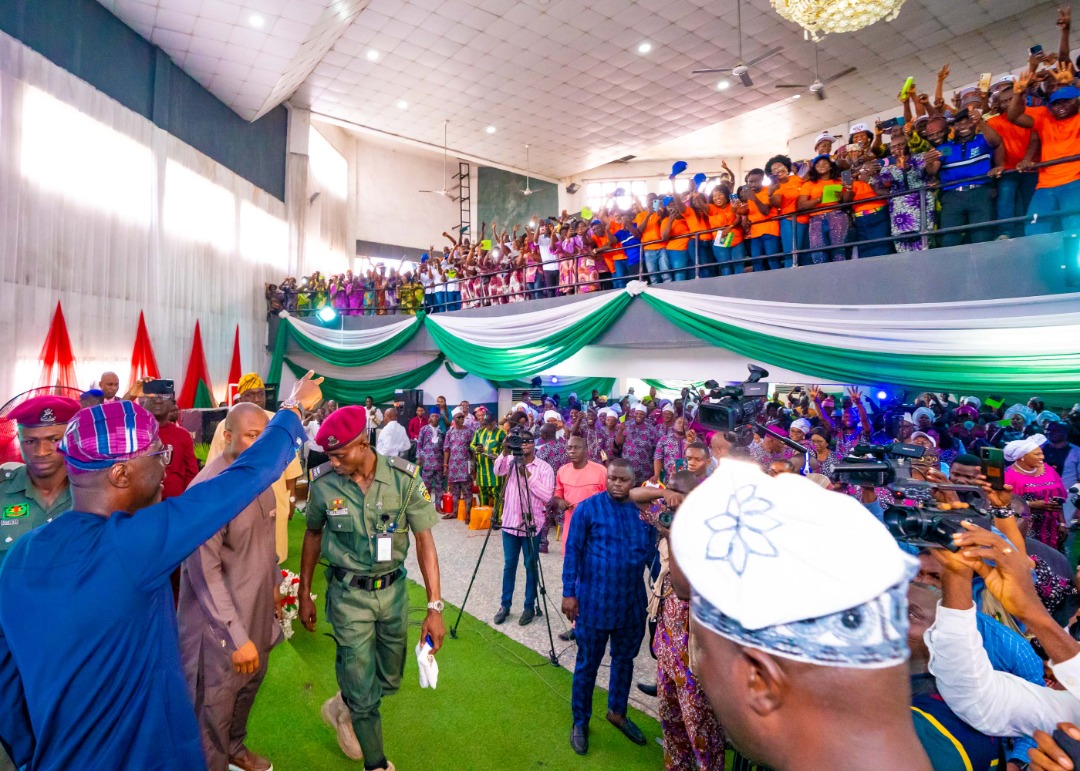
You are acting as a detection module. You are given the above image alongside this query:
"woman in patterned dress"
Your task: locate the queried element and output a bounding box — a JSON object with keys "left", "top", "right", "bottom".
{"left": 1005, "top": 435, "right": 1068, "bottom": 550}
{"left": 878, "top": 137, "right": 936, "bottom": 252}
{"left": 416, "top": 411, "right": 446, "bottom": 500}
{"left": 443, "top": 410, "right": 476, "bottom": 523}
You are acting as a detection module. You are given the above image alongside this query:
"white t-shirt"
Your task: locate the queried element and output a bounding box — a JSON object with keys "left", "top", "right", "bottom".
{"left": 420, "top": 273, "right": 434, "bottom": 295}
{"left": 538, "top": 234, "right": 556, "bottom": 269}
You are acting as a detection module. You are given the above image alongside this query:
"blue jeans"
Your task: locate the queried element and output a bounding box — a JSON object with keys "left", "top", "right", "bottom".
{"left": 996, "top": 172, "right": 1038, "bottom": 238}
{"left": 853, "top": 208, "right": 892, "bottom": 258}
{"left": 698, "top": 241, "right": 718, "bottom": 277}
{"left": 779, "top": 218, "right": 807, "bottom": 267}
{"left": 712, "top": 242, "right": 746, "bottom": 276}
{"left": 1025, "top": 178, "right": 1080, "bottom": 235}
{"left": 501, "top": 531, "right": 538, "bottom": 612}
{"left": 666, "top": 248, "right": 690, "bottom": 282}
{"left": 448, "top": 290, "right": 461, "bottom": 311}
{"left": 432, "top": 291, "right": 445, "bottom": 312}
{"left": 612, "top": 259, "right": 629, "bottom": 288}
{"left": 644, "top": 249, "right": 670, "bottom": 283}
{"left": 529, "top": 272, "right": 545, "bottom": 300}
{"left": 749, "top": 234, "right": 782, "bottom": 271}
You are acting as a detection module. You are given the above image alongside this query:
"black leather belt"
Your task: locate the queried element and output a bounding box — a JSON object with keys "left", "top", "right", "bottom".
{"left": 330, "top": 566, "right": 403, "bottom": 591}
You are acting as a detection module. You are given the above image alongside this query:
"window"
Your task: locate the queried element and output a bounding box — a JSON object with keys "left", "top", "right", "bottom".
{"left": 584, "top": 179, "right": 646, "bottom": 214}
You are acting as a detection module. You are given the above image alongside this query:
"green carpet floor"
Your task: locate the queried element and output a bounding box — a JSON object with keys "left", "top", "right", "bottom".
{"left": 245, "top": 517, "right": 665, "bottom": 770}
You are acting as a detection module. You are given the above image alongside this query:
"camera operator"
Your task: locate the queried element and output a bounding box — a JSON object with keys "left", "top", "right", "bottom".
{"left": 491, "top": 429, "right": 555, "bottom": 627}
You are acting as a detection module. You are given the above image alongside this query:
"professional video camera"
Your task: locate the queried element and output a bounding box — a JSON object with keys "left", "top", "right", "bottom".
{"left": 697, "top": 364, "right": 771, "bottom": 434}
{"left": 832, "top": 442, "right": 926, "bottom": 488}
{"left": 504, "top": 426, "right": 528, "bottom": 457}
{"left": 883, "top": 501, "right": 991, "bottom": 552}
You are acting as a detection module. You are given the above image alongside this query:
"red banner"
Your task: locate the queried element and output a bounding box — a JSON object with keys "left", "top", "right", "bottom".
{"left": 130, "top": 311, "right": 161, "bottom": 384}
{"left": 37, "top": 302, "right": 77, "bottom": 390}
{"left": 177, "top": 320, "right": 215, "bottom": 409}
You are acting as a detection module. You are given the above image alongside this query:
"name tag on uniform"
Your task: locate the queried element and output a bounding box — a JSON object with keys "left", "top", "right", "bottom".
{"left": 375, "top": 533, "right": 393, "bottom": 563}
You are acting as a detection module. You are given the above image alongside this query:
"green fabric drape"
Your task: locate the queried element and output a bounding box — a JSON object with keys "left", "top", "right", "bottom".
{"left": 283, "top": 356, "right": 445, "bottom": 404}
{"left": 443, "top": 361, "right": 470, "bottom": 380}
{"left": 642, "top": 379, "right": 706, "bottom": 394}
{"left": 641, "top": 294, "right": 1080, "bottom": 395}
{"left": 424, "top": 292, "right": 633, "bottom": 381}
{"left": 496, "top": 377, "right": 617, "bottom": 404}
{"left": 268, "top": 314, "right": 422, "bottom": 384}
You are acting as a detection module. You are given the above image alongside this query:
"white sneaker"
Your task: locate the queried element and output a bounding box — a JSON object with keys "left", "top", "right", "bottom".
{"left": 321, "top": 692, "right": 363, "bottom": 761}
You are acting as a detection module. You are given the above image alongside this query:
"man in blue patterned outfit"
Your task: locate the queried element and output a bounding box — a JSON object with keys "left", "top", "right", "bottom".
{"left": 561, "top": 458, "right": 654, "bottom": 755}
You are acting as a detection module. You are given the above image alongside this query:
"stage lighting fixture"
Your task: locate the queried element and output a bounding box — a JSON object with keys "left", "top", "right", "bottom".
{"left": 317, "top": 306, "right": 338, "bottom": 323}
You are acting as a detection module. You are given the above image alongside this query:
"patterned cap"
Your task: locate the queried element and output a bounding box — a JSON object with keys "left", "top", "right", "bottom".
{"left": 671, "top": 460, "right": 916, "bottom": 668}
{"left": 237, "top": 373, "right": 265, "bottom": 393}
{"left": 315, "top": 405, "right": 366, "bottom": 450}
{"left": 59, "top": 401, "right": 160, "bottom": 475}
{"left": 9, "top": 396, "right": 81, "bottom": 428}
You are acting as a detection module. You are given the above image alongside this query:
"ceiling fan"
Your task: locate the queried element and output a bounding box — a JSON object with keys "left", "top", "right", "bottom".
{"left": 774, "top": 41, "right": 857, "bottom": 101}
{"left": 419, "top": 120, "right": 456, "bottom": 200}
{"left": 520, "top": 144, "right": 533, "bottom": 196}
{"left": 691, "top": 0, "right": 783, "bottom": 87}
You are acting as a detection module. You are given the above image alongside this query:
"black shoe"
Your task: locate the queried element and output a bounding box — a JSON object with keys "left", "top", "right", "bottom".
{"left": 607, "top": 711, "right": 647, "bottom": 746}
{"left": 494, "top": 606, "right": 510, "bottom": 625}
{"left": 636, "top": 681, "right": 657, "bottom": 697}
{"left": 558, "top": 628, "right": 576, "bottom": 642}
{"left": 518, "top": 608, "right": 535, "bottom": 626}
{"left": 570, "top": 724, "right": 588, "bottom": 755}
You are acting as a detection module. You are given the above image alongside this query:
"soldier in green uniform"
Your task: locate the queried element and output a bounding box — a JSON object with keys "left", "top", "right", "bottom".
{"left": 299, "top": 405, "right": 444, "bottom": 771}
{"left": 0, "top": 395, "right": 80, "bottom": 563}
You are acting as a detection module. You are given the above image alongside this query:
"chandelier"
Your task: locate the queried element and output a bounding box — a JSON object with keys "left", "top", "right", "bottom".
{"left": 770, "top": 0, "right": 906, "bottom": 40}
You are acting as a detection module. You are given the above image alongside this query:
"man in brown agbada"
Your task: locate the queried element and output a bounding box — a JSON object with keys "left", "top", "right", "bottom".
{"left": 178, "top": 403, "right": 281, "bottom": 771}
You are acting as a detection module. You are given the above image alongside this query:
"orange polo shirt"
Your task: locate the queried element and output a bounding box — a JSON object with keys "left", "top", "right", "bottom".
{"left": 637, "top": 211, "right": 665, "bottom": 251}
{"left": 606, "top": 220, "right": 627, "bottom": 262}
{"left": 851, "top": 180, "right": 886, "bottom": 214}
{"left": 1027, "top": 107, "right": 1080, "bottom": 188}
{"left": 800, "top": 178, "right": 844, "bottom": 211}
{"left": 708, "top": 205, "right": 744, "bottom": 247}
{"left": 987, "top": 113, "right": 1035, "bottom": 170}
{"left": 746, "top": 189, "right": 780, "bottom": 238}
{"left": 777, "top": 176, "right": 810, "bottom": 224}
{"left": 663, "top": 214, "right": 691, "bottom": 251}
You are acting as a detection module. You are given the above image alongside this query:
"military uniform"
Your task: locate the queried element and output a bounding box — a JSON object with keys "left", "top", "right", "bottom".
{"left": 306, "top": 452, "right": 439, "bottom": 764}
{"left": 0, "top": 464, "right": 71, "bottom": 561}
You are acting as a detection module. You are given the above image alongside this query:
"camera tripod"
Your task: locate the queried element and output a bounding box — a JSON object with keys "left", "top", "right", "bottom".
{"left": 449, "top": 451, "right": 560, "bottom": 667}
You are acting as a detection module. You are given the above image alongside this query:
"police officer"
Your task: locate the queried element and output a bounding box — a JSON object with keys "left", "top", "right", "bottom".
{"left": 0, "top": 395, "right": 80, "bottom": 563}
{"left": 299, "top": 405, "right": 444, "bottom": 771}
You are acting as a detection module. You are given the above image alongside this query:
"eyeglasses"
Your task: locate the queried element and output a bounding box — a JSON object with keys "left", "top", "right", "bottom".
{"left": 142, "top": 444, "right": 173, "bottom": 465}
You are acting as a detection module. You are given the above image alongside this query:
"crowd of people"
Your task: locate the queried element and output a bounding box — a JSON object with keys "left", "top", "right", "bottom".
{"left": 6, "top": 365, "right": 1080, "bottom": 770}
{"left": 266, "top": 10, "right": 1080, "bottom": 317}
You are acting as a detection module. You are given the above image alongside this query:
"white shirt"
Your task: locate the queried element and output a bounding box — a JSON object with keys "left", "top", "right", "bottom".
{"left": 304, "top": 419, "right": 322, "bottom": 453}
{"left": 366, "top": 406, "right": 383, "bottom": 427}
{"left": 538, "top": 234, "right": 556, "bottom": 269}
{"left": 926, "top": 601, "right": 1080, "bottom": 736}
{"left": 376, "top": 420, "right": 411, "bottom": 457}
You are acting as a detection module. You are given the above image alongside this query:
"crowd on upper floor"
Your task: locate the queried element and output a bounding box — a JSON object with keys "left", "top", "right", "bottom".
{"left": 265, "top": 8, "right": 1080, "bottom": 317}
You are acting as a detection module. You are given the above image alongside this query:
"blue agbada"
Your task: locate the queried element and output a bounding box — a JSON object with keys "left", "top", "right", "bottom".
{"left": 0, "top": 411, "right": 305, "bottom": 771}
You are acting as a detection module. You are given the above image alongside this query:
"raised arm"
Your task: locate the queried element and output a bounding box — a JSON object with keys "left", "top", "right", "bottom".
{"left": 1059, "top": 6, "right": 1072, "bottom": 65}
{"left": 1007, "top": 73, "right": 1035, "bottom": 128}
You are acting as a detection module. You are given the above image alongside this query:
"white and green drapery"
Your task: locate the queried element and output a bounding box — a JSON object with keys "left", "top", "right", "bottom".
{"left": 267, "top": 285, "right": 1080, "bottom": 397}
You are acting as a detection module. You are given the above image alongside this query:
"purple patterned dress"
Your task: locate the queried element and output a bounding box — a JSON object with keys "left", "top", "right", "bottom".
{"left": 416, "top": 424, "right": 445, "bottom": 497}
{"left": 653, "top": 432, "right": 686, "bottom": 480}
{"left": 620, "top": 421, "right": 660, "bottom": 483}
{"left": 444, "top": 426, "right": 475, "bottom": 483}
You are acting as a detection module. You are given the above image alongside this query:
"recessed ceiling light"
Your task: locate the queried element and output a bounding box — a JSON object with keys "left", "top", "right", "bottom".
{"left": 248, "top": 14, "right": 264, "bottom": 28}
{"left": 485, "top": 126, "right": 496, "bottom": 134}
{"left": 637, "top": 42, "right": 652, "bottom": 54}
{"left": 397, "top": 100, "right": 408, "bottom": 109}
{"left": 717, "top": 79, "right": 731, "bottom": 90}
{"left": 366, "top": 49, "right": 380, "bottom": 61}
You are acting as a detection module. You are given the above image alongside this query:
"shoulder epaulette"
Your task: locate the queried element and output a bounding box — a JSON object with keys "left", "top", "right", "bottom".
{"left": 387, "top": 456, "right": 419, "bottom": 477}
{"left": 309, "top": 462, "right": 333, "bottom": 481}
{"left": 0, "top": 462, "right": 22, "bottom": 481}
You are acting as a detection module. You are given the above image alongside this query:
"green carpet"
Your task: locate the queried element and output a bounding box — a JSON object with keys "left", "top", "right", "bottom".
{"left": 245, "top": 517, "right": 664, "bottom": 770}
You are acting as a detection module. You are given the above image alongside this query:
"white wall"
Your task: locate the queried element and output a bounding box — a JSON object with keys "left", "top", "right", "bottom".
{"left": 0, "top": 32, "right": 288, "bottom": 401}
{"left": 560, "top": 156, "right": 748, "bottom": 213}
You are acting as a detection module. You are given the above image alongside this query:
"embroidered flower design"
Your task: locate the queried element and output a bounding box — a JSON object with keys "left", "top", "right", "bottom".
{"left": 704, "top": 484, "right": 781, "bottom": 575}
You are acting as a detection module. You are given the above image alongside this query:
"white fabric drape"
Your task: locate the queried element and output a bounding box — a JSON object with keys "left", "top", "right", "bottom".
{"left": 281, "top": 313, "right": 419, "bottom": 350}
{"left": 424, "top": 290, "right": 624, "bottom": 347}
{"left": 0, "top": 30, "right": 289, "bottom": 402}
{"left": 644, "top": 288, "right": 1080, "bottom": 356}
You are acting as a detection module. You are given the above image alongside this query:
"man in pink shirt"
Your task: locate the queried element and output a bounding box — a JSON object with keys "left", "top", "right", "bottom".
{"left": 552, "top": 435, "right": 608, "bottom": 548}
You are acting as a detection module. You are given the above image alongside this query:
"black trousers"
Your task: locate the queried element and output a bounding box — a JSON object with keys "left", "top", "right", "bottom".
{"left": 939, "top": 186, "right": 994, "bottom": 247}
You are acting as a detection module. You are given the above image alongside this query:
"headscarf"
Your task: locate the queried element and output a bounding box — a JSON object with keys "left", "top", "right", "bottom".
{"left": 1004, "top": 434, "right": 1047, "bottom": 462}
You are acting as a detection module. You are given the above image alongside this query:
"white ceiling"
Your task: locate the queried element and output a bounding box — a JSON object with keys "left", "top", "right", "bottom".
{"left": 99, "top": 0, "right": 1058, "bottom": 178}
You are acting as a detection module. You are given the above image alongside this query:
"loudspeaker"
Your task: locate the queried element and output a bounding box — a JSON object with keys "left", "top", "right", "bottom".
{"left": 395, "top": 389, "right": 423, "bottom": 428}
{"left": 179, "top": 408, "right": 228, "bottom": 445}
{"left": 565, "top": 182, "right": 581, "bottom": 194}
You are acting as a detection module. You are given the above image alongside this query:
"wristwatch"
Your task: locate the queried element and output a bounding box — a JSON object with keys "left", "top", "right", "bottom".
{"left": 281, "top": 397, "right": 306, "bottom": 419}
{"left": 427, "top": 600, "right": 444, "bottom": 613}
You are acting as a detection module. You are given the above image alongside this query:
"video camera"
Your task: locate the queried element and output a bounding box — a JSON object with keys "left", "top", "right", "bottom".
{"left": 883, "top": 502, "right": 991, "bottom": 552}
{"left": 697, "top": 364, "right": 771, "bottom": 435}
{"left": 504, "top": 426, "right": 529, "bottom": 458}
{"left": 832, "top": 442, "right": 926, "bottom": 488}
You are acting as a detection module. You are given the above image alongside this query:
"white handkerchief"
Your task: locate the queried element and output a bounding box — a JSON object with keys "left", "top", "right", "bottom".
{"left": 415, "top": 638, "right": 439, "bottom": 689}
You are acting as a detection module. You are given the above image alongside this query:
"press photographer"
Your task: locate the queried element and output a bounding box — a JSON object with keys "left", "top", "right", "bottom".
{"left": 492, "top": 427, "right": 555, "bottom": 627}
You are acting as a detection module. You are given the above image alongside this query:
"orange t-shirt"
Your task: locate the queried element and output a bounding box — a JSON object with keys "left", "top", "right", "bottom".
{"left": 663, "top": 214, "right": 691, "bottom": 251}
{"left": 592, "top": 232, "right": 616, "bottom": 272}
{"left": 777, "top": 176, "right": 810, "bottom": 224}
{"left": 1029, "top": 107, "right": 1080, "bottom": 188}
{"left": 606, "top": 220, "right": 627, "bottom": 262}
{"left": 708, "top": 205, "right": 744, "bottom": 247}
{"left": 637, "top": 211, "right": 665, "bottom": 251}
{"left": 746, "top": 189, "right": 780, "bottom": 238}
{"left": 987, "top": 114, "right": 1035, "bottom": 170}
{"left": 800, "top": 178, "right": 844, "bottom": 211}
{"left": 851, "top": 180, "right": 886, "bottom": 214}
{"left": 681, "top": 206, "right": 710, "bottom": 241}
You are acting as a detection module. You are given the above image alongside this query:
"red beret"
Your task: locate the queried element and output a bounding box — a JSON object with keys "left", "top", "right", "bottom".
{"left": 316, "top": 406, "right": 367, "bottom": 450}
{"left": 9, "top": 396, "right": 81, "bottom": 428}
